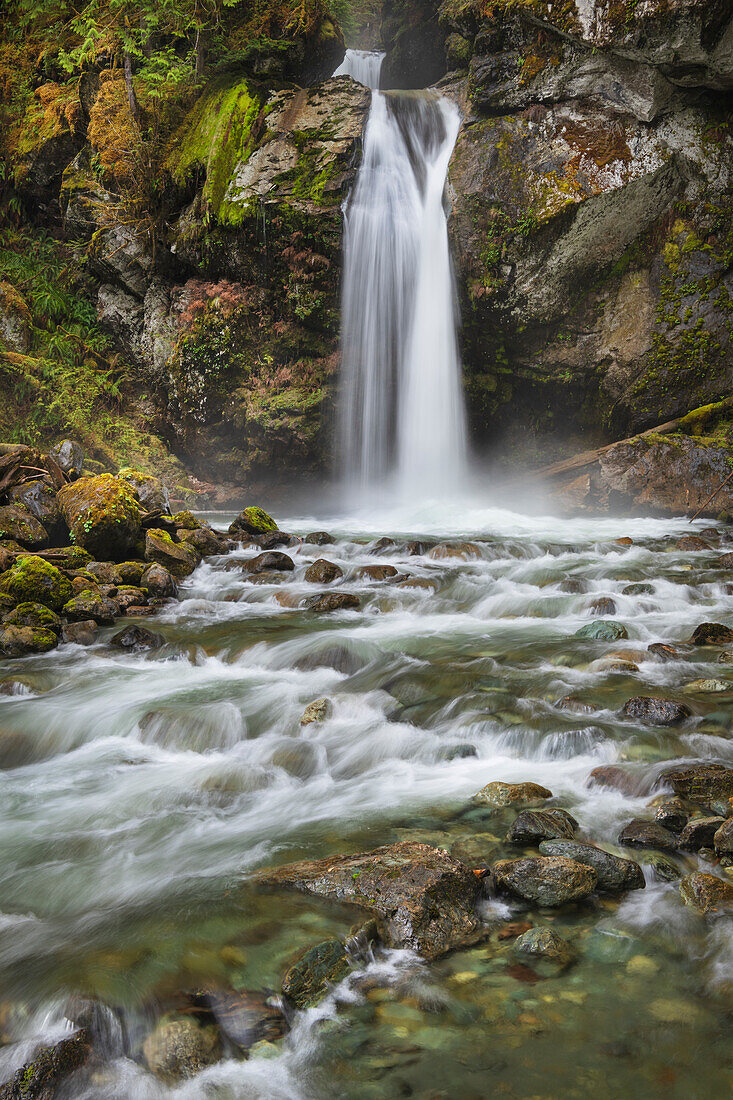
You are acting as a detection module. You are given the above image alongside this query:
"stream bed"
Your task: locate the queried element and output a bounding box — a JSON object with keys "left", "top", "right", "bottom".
{"left": 1, "top": 502, "right": 732, "bottom": 1098}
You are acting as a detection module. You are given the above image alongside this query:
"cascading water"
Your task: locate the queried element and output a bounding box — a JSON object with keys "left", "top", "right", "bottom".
{"left": 336, "top": 52, "right": 467, "bottom": 499}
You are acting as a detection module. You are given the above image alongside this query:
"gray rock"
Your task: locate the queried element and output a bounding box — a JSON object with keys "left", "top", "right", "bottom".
{"left": 492, "top": 855, "right": 597, "bottom": 906}
{"left": 538, "top": 840, "right": 645, "bottom": 893}
{"left": 61, "top": 619, "right": 98, "bottom": 646}
{"left": 621, "top": 695, "right": 691, "bottom": 725}
{"left": 473, "top": 780, "right": 552, "bottom": 808}
{"left": 304, "top": 558, "right": 343, "bottom": 583}
{"left": 512, "top": 926, "right": 575, "bottom": 971}
{"left": 143, "top": 1016, "right": 221, "bottom": 1082}
{"left": 574, "top": 620, "right": 628, "bottom": 641}
{"left": 618, "top": 819, "right": 678, "bottom": 851}
{"left": 678, "top": 816, "right": 726, "bottom": 851}
{"left": 506, "top": 809, "right": 576, "bottom": 845}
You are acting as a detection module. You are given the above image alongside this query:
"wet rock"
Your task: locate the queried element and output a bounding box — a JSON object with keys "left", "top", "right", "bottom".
{"left": 255, "top": 841, "right": 483, "bottom": 958}
{"left": 306, "top": 592, "right": 361, "bottom": 613}
{"left": 49, "top": 439, "right": 84, "bottom": 478}
{"left": 301, "top": 697, "right": 332, "bottom": 725}
{"left": 713, "top": 818, "right": 733, "bottom": 854}
{"left": 110, "top": 625, "right": 164, "bottom": 650}
{"left": 691, "top": 622, "right": 733, "bottom": 645}
{"left": 370, "top": 537, "right": 396, "bottom": 553}
{"left": 200, "top": 990, "right": 286, "bottom": 1050}
{"left": 554, "top": 696, "right": 597, "bottom": 714}
{"left": 647, "top": 642, "right": 680, "bottom": 660}
{"left": 58, "top": 474, "right": 142, "bottom": 559}
{"left": 112, "top": 585, "right": 148, "bottom": 613}
{"left": 662, "top": 763, "right": 733, "bottom": 807}
{"left": 506, "top": 809, "right": 576, "bottom": 845}
{"left": 4, "top": 602, "right": 61, "bottom": 634}
{"left": 396, "top": 576, "right": 438, "bottom": 590}
{"left": 492, "top": 856, "right": 597, "bottom": 906}
{"left": 718, "top": 650, "right": 733, "bottom": 665}
{"left": 229, "top": 507, "right": 278, "bottom": 537}
{"left": 622, "top": 583, "right": 654, "bottom": 596}
{"left": 559, "top": 578, "right": 587, "bottom": 593}
{"left": 654, "top": 800, "right": 689, "bottom": 832}
{"left": 427, "top": 541, "right": 482, "bottom": 560}
{"left": 587, "top": 764, "right": 649, "bottom": 796}
{"left": 145, "top": 529, "right": 200, "bottom": 579}
{"left": 304, "top": 558, "right": 343, "bottom": 583}
{"left": 61, "top": 619, "right": 97, "bottom": 645}
{"left": 618, "top": 819, "right": 677, "bottom": 851}
{"left": 473, "top": 781, "right": 552, "bottom": 809}
{"left": 178, "top": 526, "right": 228, "bottom": 557}
{"left": 258, "top": 531, "right": 294, "bottom": 550}
{"left": 683, "top": 677, "right": 731, "bottom": 693}
{"left": 0, "top": 625, "right": 58, "bottom": 657}
{"left": 355, "top": 564, "right": 399, "bottom": 581}
{"left": 244, "top": 551, "right": 295, "bottom": 575}
{"left": 678, "top": 816, "right": 726, "bottom": 851}
{"left": 574, "top": 620, "right": 628, "bottom": 640}
{"left": 117, "top": 561, "right": 145, "bottom": 585}
{"left": 270, "top": 740, "right": 321, "bottom": 778}
{"left": 512, "top": 927, "right": 575, "bottom": 971}
{"left": 676, "top": 536, "right": 710, "bottom": 551}
{"left": 118, "top": 466, "right": 170, "bottom": 512}
{"left": 140, "top": 563, "right": 178, "bottom": 598}
{"left": 588, "top": 596, "right": 617, "bottom": 616}
{"left": 538, "top": 840, "right": 645, "bottom": 893}
{"left": 282, "top": 939, "right": 351, "bottom": 1008}
{"left": 305, "top": 531, "right": 335, "bottom": 545}
{"left": 0, "top": 1029, "right": 90, "bottom": 1099}
{"left": 643, "top": 854, "right": 681, "bottom": 882}
{"left": 621, "top": 695, "right": 691, "bottom": 725}
{"left": 442, "top": 743, "right": 478, "bottom": 761}
{"left": 8, "top": 482, "right": 66, "bottom": 544}
{"left": 679, "top": 872, "right": 733, "bottom": 913}
{"left": 406, "top": 540, "right": 433, "bottom": 555}
{"left": 63, "top": 590, "right": 118, "bottom": 625}
{"left": 86, "top": 561, "right": 123, "bottom": 585}
{"left": 0, "top": 505, "right": 48, "bottom": 550}
{"left": 143, "top": 1015, "right": 221, "bottom": 1082}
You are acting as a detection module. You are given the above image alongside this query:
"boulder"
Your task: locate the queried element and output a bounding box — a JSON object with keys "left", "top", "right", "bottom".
{"left": 305, "top": 532, "right": 335, "bottom": 545}
{"left": 49, "top": 439, "right": 84, "bottom": 478}
{"left": 713, "top": 818, "right": 733, "bottom": 854}
{"left": 304, "top": 559, "right": 343, "bottom": 583}
{"left": 0, "top": 1029, "right": 89, "bottom": 1100}
{"left": 679, "top": 872, "right": 733, "bottom": 914}
{"left": 691, "top": 622, "right": 733, "bottom": 645}
{"left": 58, "top": 474, "right": 142, "bottom": 559}
{"left": 621, "top": 696, "right": 691, "bottom": 725}
{"left": 258, "top": 531, "right": 294, "bottom": 550}
{"left": 588, "top": 596, "right": 617, "bottom": 616}
{"left": 662, "top": 763, "right": 733, "bottom": 807}
{"left": 0, "top": 556, "right": 72, "bottom": 611}
{"left": 282, "top": 939, "right": 351, "bottom": 1008}
{"left": 683, "top": 678, "right": 731, "bottom": 693}
{"left": 145, "top": 529, "right": 200, "bottom": 578}
{"left": 254, "top": 841, "right": 483, "bottom": 959}
{"left": 86, "top": 561, "right": 123, "bottom": 585}
{"left": 306, "top": 592, "right": 361, "bottom": 613}
{"left": 512, "top": 927, "right": 575, "bottom": 972}
{"left": 492, "top": 856, "right": 597, "bottom": 906}
{"left": 143, "top": 1016, "right": 221, "bottom": 1083}
{"left": 140, "top": 563, "right": 178, "bottom": 598}
{"left": 63, "top": 590, "right": 118, "bottom": 625}
{"left": 118, "top": 466, "right": 170, "bottom": 512}
{"left": 678, "top": 816, "right": 726, "bottom": 851}
{"left": 574, "top": 620, "right": 628, "bottom": 640}
{"left": 8, "top": 481, "right": 66, "bottom": 544}
{"left": 427, "top": 541, "right": 482, "bottom": 560}
{"left": 4, "top": 602, "right": 61, "bottom": 633}
{"left": 111, "top": 585, "right": 147, "bottom": 613}
{"left": 676, "top": 536, "right": 710, "bottom": 551}
{"left": 538, "top": 840, "right": 645, "bottom": 893}
{"left": 623, "top": 583, "right": 654, "bottom": 596}
{"left": 506, "top": 809, "right": 576, "bottom": 845}
{"left": 61, "top": 619, "right": 98, "bottom": 645}
{"left": 617, "top": 819, "right": 678, "bottom": 851}
{"left": 244, "top": 552, "right": 295, "bottom": 575}
{"left": 647, "top": 643, "right": 679, "bottom": 660}
{"left": 178, "top": 526, "right": 227, "bottom": 556}
{"left": 654, "top": 800, "right": 689, "bottom": 832}
{"left": 355, "top": 564, "right": 399, "bottom": 580}
{"left": 0, "top": 280, "right": 32, "bottom": 353}
{"left": 0, "top": 505, "right": 48, "bottom": 549}
{"left": 0, "top": 625, "right": 58, "bottom": 656}
{"left": 301, "top": 698, "right": 332, "bottom": 725}
{"left": 117, "top": 561, "right": 146, "bottom": 585}
{"left": 587, "top": 764, "right": 650, "bottom": 796}
{"left": 110, "top": 625, "right": 165, "bottom": 650}
{"left": 473, "top": 781, "right": 552, "bottom": 808}
{"left": 229, "top": 507, "right": 278, "bottom": 537}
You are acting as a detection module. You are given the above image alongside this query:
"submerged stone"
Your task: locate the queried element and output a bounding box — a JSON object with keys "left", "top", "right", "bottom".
{"left": 143, "top": 1016, "right": 221, "bottom": 1082}
{"left": 512, "top": 926, "right": 575, "bottom": 971}
{"left": 282, "top": 939, "right": 351, "bottom": 1008}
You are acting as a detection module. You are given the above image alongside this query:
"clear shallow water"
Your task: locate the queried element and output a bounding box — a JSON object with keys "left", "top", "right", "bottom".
{"left": 2, "top": 504, "right": 733, "bottom": 1097}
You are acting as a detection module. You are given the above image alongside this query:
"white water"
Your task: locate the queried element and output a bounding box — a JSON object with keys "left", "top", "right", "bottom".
{"left": 337, "top": 52, "right": 466, "bottom": 500}
{"left": 332, "top": 48, "right": 384, "bottom": 89}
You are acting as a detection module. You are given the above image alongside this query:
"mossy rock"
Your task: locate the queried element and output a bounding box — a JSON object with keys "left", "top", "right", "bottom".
{"left": 58, "top": 474, "right": 142, "bottom": 560}
{"left": 145, "top": 529, "right": 200, "bottom": 578}
{"left": 0, "top": 624, "right": 58, "bottom": 657}
{"left": 229, "top": 507, "right": 278, "bottom": 537}
{"left": 37, "top": 546, "right": 92, "bottom": 570}
{"left": 0, "top": 505, "right": 48, "bottom": 550}
{"left": 574, "top": 620, "right": 629, "bottom": 641}
{"left": 172, "top": 510, "right": 200, "bottom": 530}
{"left": 281, "top": 939, "right": 350, "bottom": 1008}
{"left": 118, "top": 467, "right": 170, "bottom": 513}
{"left": 4, "top": 602, "right": 62, "bottom": 633}
{"left": 62, "top": 590, "right": 118, "bottom": 625}
{"left": 0, "top": 556, "right": 73, "bottom": 612}
{"left": 0, "top": 1028, "right": 89, "bottom": 1098}
{"left": 142, "top": 1015, "right": 221, "bottom": 1083}
{"left": 117, "top": 561, "right": 146, "bottom": 585}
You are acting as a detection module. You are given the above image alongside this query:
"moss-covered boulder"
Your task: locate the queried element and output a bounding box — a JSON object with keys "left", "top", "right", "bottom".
{"left": 229, "top": 507, "right": 277, "bottom": 537}
{"left": 13, "top": 82, "right": 84, "bottom": 201}
{"left": 117, "top": 561, "right": 146, "bottom": 585}
{"left": 4, "top": 602, "right": 62, "bottom": 634}
{"left": 0, "top": 505, "right": 48, "bottom": 549}
{"left": 0, "top": 1028, "right": 89, "bottom": 1099}
{"left": 36, "top": 546, "right": 92, "bottom": 570}
{"left": 0, "top": 280, "right": 32, "bottom": 353}
{"left": 145, "top": 529, "right": 200, "bottom": 578}
{"left": 282, "top": 939, "right": 350, "bottom": 1008}
{"left": 58, "top": 474, "right": 142, "bottom": 560}
{"left": 118, "top": 467, "right": 171, "bottom": 513}
{"left": 0, "top": 556, "right": 72, "bottom": 611}
{"left": 63, "top": 590, "right": 119, "bottom": 625}
{"left": 8, "top": 481, "right": 67, "bottom": 544}
{"left": 0, "top": 625, "right": 58, "bottom": 657}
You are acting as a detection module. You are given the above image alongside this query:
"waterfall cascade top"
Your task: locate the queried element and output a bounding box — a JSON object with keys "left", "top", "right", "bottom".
{"left": 333, "top": 49, "right": 385, "bottom": 90}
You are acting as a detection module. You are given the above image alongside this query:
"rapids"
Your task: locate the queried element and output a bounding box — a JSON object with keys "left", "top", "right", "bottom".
{"left": 1, "top": 503, "right": 733, "bottom": 1096}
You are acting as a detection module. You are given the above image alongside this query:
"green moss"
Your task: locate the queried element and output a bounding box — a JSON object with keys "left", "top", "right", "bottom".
{"left": 237, "top": 507, "right": 277, "bottom": 533}
{"left": 0, "top": 555, "right": 73, "bottom": 612}
{"left": 5, "top": 601, "right": 62, "bottom": 632}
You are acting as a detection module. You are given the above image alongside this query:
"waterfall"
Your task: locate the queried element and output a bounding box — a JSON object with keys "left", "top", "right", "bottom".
{"left": 333, "top": 48, "right": 384, "bottom": 89}
{"left": 336, "top": 51, "right": 467, "bottom": 500}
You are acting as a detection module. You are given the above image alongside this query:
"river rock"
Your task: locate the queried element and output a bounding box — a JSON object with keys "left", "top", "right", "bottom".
{"left": 555, "top": 696, "right": 597, "bottom": 714}
{"left": 8, "top": 481, "right": 66, "bottom": 544}
{"left": 0, "top": 1029, "right": 90, "bottom": 1100}
{"left": 676, "top": 536, "right": 710, "bottom": 551}
{"left": 200, "top": 989, "right": 286, "bottom": 1050}
{"left": 0, "top": 624, "right": 58, "bottom": 656}
{"left": 63, "top": 590, "right": 119, "bottom": 625}
{"left": 662, "top": 763, "right": 733, "bottom": 807}
{"left": 623, "top": 583, "right": 654, "bottom": 596}
{"left": 678, "top": 816, "right": 726, "bottom": 851}
{"left": 86, "top": 561, "right": 123, "bottom": 585}
{"left": 574, "top": 620, "right": 628, "bottom": 640}
{"left": 305, "top": 531, "right": 335, "bottom": 545}
{"left": 587, "top": 764, "right": 650, "bottom": 796}
{"left": 254, "top": 841, "right": 483, "bottom": 958}
{"left": 691, "top": 622, "right": 733, "bottom": 645}
{"left": 654, "top": 800, "right": 689, "bottom": 832}
{"left": 4, "top": 602, "right": 61, "bottom": 633}
{"left": 647, "top": 642, "right": 680, "bottom": 661}
{"left": 112, "top": 585, "right": 147, "bottom": 612}
{"left": 145, "top": 529, "right": 200, "bottom": 578}
{"left": 617, "top": 819, "right": 678, "bottom": 851}
{"left": 306, "top": 592, "right": 361, "bottom": 613}
{"left": 244, "top": 551, "right": 295, "bottom": 574}
{"left": 355, "top": 564, "right": 399, "bottom": 580}
{"left": 178, "top": 526, "right": 227, "bottom": 557}
{"left": 61, "top": 619, "right": 98, "bottom": 645}
{"left": 506, "top": 809, "right": 576, "bottom": 845}
{"left": 143, "top": 1015, "right": 221, "bottom": 1082}
{"left": 427, "top": 541, "right": 482, "bottom": 560}
{"left": 0, "top": 505, "right": 48, "bottom": 550}
{"left": 713, "top": 818, "right": 733, "bottom": 854}
{"left": 110, "top": 625, "right": 164, "bottom": 650}
{"left": 49, "top": 439, "right": 84, "bottom": 478}
{"left": 621, "top": 696, "right": 691, "bottom": 725}
{"left": 58, "top": 474, "right": 142, "bottom": 559}
{"left": 118, "top": 466, "right": 170, "bottom": 512}
{"left": 679, "top": 872, "right": 733, "bottom": 913}
{"left": 304, "top": 559, "right": 343, "bottom": 583}
{"left": 588, "top": 596, "right": 617, "bottom": 616}
{"left": 229, "top": 507, "right": 278, "bottom": 537}
{"left": 473, "top": 780, "right": 552, "bottom": 808}
{"left": 140, "top": 562, "right": 178, "bottom": 598}
{"left": 538, "top": 840, "right": 645, "bottom": 893}
{"left": 643, "top": 854, "right": 682, "bottom": 882}
{"left": 492, "top": 856, "right": 597, "bottom": 906}
{"left": 301, "top": 697, "right": 332, "bottom": 725}
{"left": 282, "top": 939, "right": 351, "bottom": 1008}
{"left": 512, "top": 926, "right": 575, "bottom": 971}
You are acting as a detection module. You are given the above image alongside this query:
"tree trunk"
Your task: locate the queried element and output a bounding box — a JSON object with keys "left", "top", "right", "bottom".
{"left": 195, "top": 28, "right": 206, "bottom": 79}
